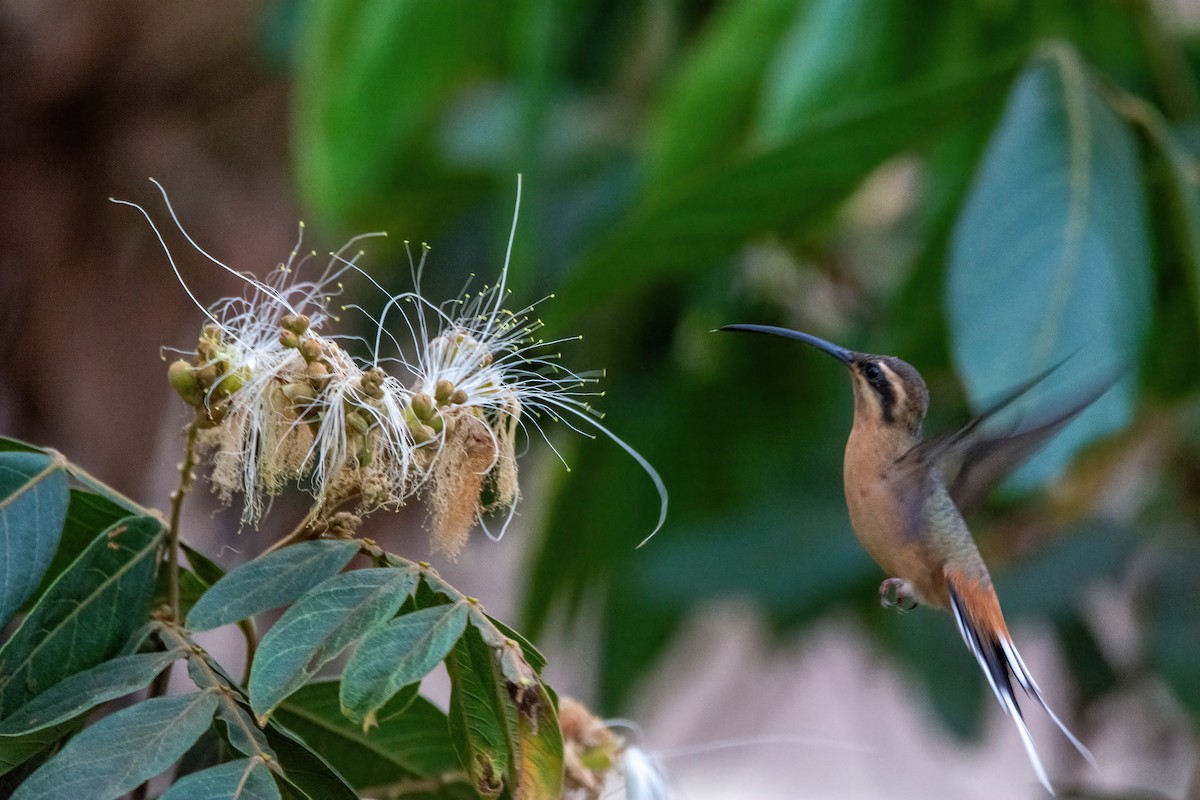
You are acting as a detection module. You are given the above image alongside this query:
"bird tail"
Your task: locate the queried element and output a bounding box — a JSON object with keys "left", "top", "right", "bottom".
{"left": 945, "top": 573, "right": 1096, "bottom": 795}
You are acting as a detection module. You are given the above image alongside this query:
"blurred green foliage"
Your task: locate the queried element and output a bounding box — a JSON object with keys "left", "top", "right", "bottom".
{"left": 289, "top": 0, "right": 1200, "bottom": 746}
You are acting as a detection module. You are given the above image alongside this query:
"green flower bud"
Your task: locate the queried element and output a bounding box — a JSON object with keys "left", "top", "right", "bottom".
{"left": 434, "top": 379, "right": 455, "bottom": 404}
{"left": 409, "top": 421, "right": 436, "bottom": 444}
{"left": 215, "top": 366, "right": 248, "bottom": 397}
{"left": 411, "top": 392, "right": 434, "bottom": 420}
{"left": 428, "top": 410, "right": 445, "bottom": 434}
{"left": 167, "top": 360, "right": 202, "bottom": 407}
{"left": 279, "top": 329, "right": 300, "bottom": 349}
{"left": 346, "top": 410, "right": 370, "bottom": 435}
{"left": 449, "top": 388, "right": 468, "bottom": 405}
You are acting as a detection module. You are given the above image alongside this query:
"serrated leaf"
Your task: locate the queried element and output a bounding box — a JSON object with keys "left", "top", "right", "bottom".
{"left": 946, "top": 50, "right": 1149, "bottom": 487}
{"left": 274, "top": 681, "right": 460, "bottom": 790}
{"left": 562, "top": 58, "right": 1018, "bottom": 316}
{"left": 188, "top": 540, "right": 361, "bottom": 631}
{"left": 0, "top": 515, "right": 162, "bottom": 717}
{"left": 160, "top": 758, "right": 281, "bottom": 800}
{"left": 341, "top": 601, "right": 469, "bottom": 728}
{"left": 249, "top": 566, "right": 419, "bottom": 722}
{"left": 0, "top": 648, "right": 184, "bottom": 735}
{"left": 0, "top": 452, "right": 69, "bottom": 628}
{"left": 11, "top": 691, "right": 219, "bottom": 800}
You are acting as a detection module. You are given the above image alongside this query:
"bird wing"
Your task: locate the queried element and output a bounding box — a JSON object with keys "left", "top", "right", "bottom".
{"left": 893, "top": 362, "right": 1115, "bottom": 518}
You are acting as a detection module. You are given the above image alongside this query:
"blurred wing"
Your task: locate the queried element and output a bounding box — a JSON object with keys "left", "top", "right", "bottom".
{"left": 893, "top": 361, "right": 1115, "bottom": 518}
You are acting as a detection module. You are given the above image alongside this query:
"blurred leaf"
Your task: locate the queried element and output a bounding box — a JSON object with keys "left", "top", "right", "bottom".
{"left": 341, "top": 601, "right": 469, "bottom": 728}
{"left": 643, "top": 0, "right": 796, "bottom": 194}
{"left": 1054, "top": 613, "right": 1118, "bottom": 704}
{"left": 249, "top": 565, "right": 419, "bottom": 722}
{"left": 946, "top": 49, "right": 1150, "bottom": 487}
{"left": 0, "top": 649, "right": 185, "bottom": 736}
{"left": 1145, "top": 540, "right": 1200, "bottom": 716}
{"left": 274, "top": 681, "right": 460, "bottom": 791}
{"left": 0, "top": 515, "right": 162, "bottom": 716}
{"left": 188, "top": 540, "right": 361, "bottom": 631}
{"left": 0, "top": 453, "right": 68, "bottom": 628}
{"left": 263, "top": 720, "right": 358, "bottom": 800}
{"left": 754, "top": 0, "right": 903, "bottom": 145}
{"left": 11, "top": 691, "right": 218, "bottom": 800}
{"left": 564, "top": 57, "right": 1020, "bottom": 316}
{"left": 183, "top": 542, "right": 228, "bottom": 586}
{"left": 294, "top": 0, "right": 507, "bottom": 226}
{"left": 160, "top": 758, "right": 280, "bottom": 800}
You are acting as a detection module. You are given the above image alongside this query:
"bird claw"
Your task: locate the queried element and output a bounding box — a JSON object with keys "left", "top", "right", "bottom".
{"left": 879, "top": 578, "right": 918, "bottom": 613}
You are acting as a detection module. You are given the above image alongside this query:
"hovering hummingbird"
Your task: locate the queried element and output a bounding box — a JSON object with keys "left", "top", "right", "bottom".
{"left": 720, "top": 324, "right": 1102, "bottom": 795}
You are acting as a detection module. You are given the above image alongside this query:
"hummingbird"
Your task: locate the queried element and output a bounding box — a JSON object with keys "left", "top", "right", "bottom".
{"left": 720, "top": 324, "right": 1101, "bottom": 795}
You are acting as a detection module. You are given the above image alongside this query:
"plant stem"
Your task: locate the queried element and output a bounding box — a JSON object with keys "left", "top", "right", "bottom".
{"left": 259, "top": 503, "right": 323, "bottom": 557}
{"left": 167, "top": 421, "right": 200, "bottom": 621}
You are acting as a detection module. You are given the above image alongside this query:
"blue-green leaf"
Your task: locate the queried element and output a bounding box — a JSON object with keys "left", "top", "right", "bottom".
{"left": 249, "top": 566, "right": 419, "bottom": 722}
{"left": 0, "top": 515, "right": 163, "bottom": 717}
{"left": 0, "top": 649, "right": 185, "bottom": 735}
{"left": 11, "top": 691, "right": 219, "bottom": 800}
{"left": 0, "top": 452, "right": 69, "bottom": 628}
{"left": 947, "top": 50, "right": 1150, "bottom": 486}
{"left": 161, "top": 758, "right": 280, "bottom": 800}
{"left": 188, "top": 540, "right": 362, "bottom": 631}
{"left": 341, "top": 601, "right": 469, "bottom": 728}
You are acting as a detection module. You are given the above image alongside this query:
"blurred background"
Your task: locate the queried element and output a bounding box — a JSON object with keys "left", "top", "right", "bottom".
{"left": 2, "top": 1, "right": 1200, "bottom": 798}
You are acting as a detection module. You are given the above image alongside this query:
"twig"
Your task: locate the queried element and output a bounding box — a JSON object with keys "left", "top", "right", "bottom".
{"left": 166, "top": 421, "right": 201, "bottom": 620}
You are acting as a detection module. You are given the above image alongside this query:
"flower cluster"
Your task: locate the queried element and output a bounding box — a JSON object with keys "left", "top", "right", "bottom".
{"left": 118, "top": 179, "right": 665, "bottom": 558}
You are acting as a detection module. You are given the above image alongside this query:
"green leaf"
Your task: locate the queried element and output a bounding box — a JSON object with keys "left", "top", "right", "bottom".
{"left": 514, "top": 685, "right": 562, "bottom": 800}
{"left": 1146, "top": 541, "right": 1200, "bottom": 716}
{"left": 249, "top": 566, "right": 419, "bottom": 722}
{"left": 264, "top": 721, "right": 358, "bottom": 800}
{"left": 341, "top": 601, "right": 469, "bottom": 728}
{"left": 188, "top": 540, "right": 362, "bottom": 631}
{"left": 0, "top": 720, "right": 79, "bottom": 779}
{"left": 0, "top": 438, "right": 43, "bottom": 455}
{"left": 274, "top": 681, "right": 460, "bottom": 790}
{"left": 446, "top": 625, "right": 510, "bottom": 798}
{"left": 946, "top": 49, "right": 1150, "bottom": 487}
{"left": 11, "top": 691, "right": 219, "bottom": 800}
{"left": 563, "top": 57, "right": 1019, "bottom": 316}
{"left": 24, "top": 490, "right": 134, "bottom": 612}
{"left": 0, "top": 515, "right": 162, "bottom": 717}
{"left": 0, "top": 649, "right": 184, "bottom": 735}
{"left": 160, "top": 758, "right": 281, "bottom": 800}
{"left": 754, "top": 0, "right": 903, "bottom": 146}
{"left": 0, "top": 452, "right": 69, "bottom": 628}
{"left": 643, "top": 0, "right": 796, "bottom": 194}
{"left": 294, "top": 0, "right": 506, "bottom": 226}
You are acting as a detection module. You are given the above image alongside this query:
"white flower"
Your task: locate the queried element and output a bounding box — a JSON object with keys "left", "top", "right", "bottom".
{"left": 355, "top": 177, "right": 668, "bottom": 556}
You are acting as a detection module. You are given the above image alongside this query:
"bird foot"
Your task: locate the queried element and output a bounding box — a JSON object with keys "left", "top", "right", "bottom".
{"left": 879, "top": 578, "right": 918, "bottom": 613}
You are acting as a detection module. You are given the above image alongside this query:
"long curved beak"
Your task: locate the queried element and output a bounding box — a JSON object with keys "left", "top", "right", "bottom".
{"left": 718, "top": 324, "right": 854, "bottom": 365}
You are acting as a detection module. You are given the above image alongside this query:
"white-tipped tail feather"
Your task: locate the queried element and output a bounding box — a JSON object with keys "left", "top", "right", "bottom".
{"left": 948, "top": 585, "right": 1095, "bottom": 795}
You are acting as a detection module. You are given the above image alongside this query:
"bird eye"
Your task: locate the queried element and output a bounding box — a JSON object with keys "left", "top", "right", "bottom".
{"left": 862, "top": 362, "right": 883, "bottom": 383}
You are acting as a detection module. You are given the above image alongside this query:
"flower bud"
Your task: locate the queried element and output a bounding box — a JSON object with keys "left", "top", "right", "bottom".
{"left": 409, "top": 421, "right": 436, "bottom": 444}
{"left": 282, "top": 381, "right": 317, "bottom": 406}
{"left": 299, "top": 338, "right": 322, "bottom": 363}
{"left": 449, "top": 389, "right": 468, "bottom": 405}
{"left": 215, "top": 367, "right": 247, "bottom": 397}
{"left": 410, "top": 392, "right": 434, "bottom": 420}
{"left": 345, "top": 410, "right": 370, "bottom": 435}
{"left": 281, "top": 313, "right": 310, "bottom": 335}
{"left": 167, "top": 360, "right": 202, "bottom": 407}
{"left": 279, "top": 329, "right": 300, "bottom": 349}
{"left": 195, "top": 363, "right": 219, "bottom": 388}
{"left": 434, "top": 379, "right": 455, "bottom": 404}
